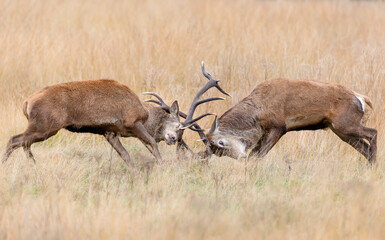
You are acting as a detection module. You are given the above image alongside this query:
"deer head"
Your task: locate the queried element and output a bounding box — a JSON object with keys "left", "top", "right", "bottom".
{"left": 158, "top": 100, "right": 180, "bottom": 145}
{"left": 205, "top": 116, "right": 246, "bottom": 159}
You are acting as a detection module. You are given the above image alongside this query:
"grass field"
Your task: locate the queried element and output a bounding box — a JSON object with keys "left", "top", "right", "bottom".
{"left": 1, "top": 0, "right": 385, "bottom": 239}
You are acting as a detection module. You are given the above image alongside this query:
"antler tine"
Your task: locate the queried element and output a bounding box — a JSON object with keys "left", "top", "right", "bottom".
{"left": 144, "top": 99, "right": 161, "bottom": 105}
{"left": 189, "top": 127, "right": 206, "bottom": 132}
{"left": 182, "top": 113, "right": 216, "bottom": 129}
{"left": 142, "top": 92, "right": 170, "bottom": 111}
{"left": 142, "top": 92, "right": 165, "bottom": 103}
{"left": 201, "top": 61, "right": 213, "bottom": 80}
{"left": 201, "top": 61, "right": 231, "bottom": 97}
{"left": 184, "top": 96, "right": 224, "bottom": 125}
{"left": 195, "top": 97, "right": 225, "bottom": 108}
{"left": 178, "top": 111, "right": 187, "bottom": 119}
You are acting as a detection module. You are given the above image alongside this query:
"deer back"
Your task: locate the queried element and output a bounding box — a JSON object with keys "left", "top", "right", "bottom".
{"left": 23, "top": 80, "right": 149, "bottom": 129}
{"left": 244, "top": 79, "right": 362, "bottom": 130}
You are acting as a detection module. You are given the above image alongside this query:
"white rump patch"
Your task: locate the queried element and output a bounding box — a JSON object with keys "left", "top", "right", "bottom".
{"left": 26, "top": 102, "right": 31, "bottom": 118}
{"left": 356, "top": 96, "right": 365, "bottom": 112}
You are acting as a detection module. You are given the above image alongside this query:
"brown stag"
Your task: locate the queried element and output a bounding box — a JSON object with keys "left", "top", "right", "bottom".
{"left": 204, "top": 78, "right": 377, "bottom": 164}
{"left": 2, "top": 78, "right": 221, "bottom": 169}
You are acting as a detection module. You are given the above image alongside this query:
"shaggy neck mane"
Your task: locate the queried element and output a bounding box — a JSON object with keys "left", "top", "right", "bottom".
{"left": 219, "top": 97, "right": 259, "bottom": 132}
{"left": 143, "top": 104, "right": 168, "bottom": 140}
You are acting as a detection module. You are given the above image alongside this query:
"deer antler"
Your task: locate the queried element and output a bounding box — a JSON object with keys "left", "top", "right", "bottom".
{"left": 142, "top": 92, "right": 170, "bottom": 112}
{"left": 181, "top": 61, "right": 230, "bottom": 129}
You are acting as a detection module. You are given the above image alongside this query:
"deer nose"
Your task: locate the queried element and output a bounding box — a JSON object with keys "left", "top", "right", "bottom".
{"left": 166, "top": 134, "right": 177, "bottom": 143}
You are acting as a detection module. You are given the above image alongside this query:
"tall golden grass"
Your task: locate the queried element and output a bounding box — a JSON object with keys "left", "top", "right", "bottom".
{"left": 1, "top": 0, "right": 385, "bottom": 239}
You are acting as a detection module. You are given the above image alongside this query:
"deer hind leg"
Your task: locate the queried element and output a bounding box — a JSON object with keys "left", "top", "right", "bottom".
{"left": 21, "top": 127, "right": 60, "bottom": 163}
{"left": 255, "top": 128, "right": 284, "bottom": 158}
{"left": 104, "top": 132, "right": 134, "bottom": 170}
{"left": 23, "top": 146, "right": 36, "bottom": 164}
{"left": 357, "top": 126, "right": 377, "bottom": 164}
{"left": 2, "top": 133, "right": 24, "bottom": 163}
{"left": 130, "top": 121, "right": 162, "bottom": 163}
{"left": 3, "top": 126, "right": 59, "bottom": 164}
{"left": 139, "top": 139, "right": 153, "bottom": 155}
{"left": 332, "top": 131, "right": 370, "bottom": 160}
{"left": 330, "top": 123, "right": 377, "bottom": 164}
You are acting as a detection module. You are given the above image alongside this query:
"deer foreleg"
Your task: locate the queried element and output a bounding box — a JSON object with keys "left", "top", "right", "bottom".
{"left": 104, "top": 132, "right": 135, "bottom": 170}
{"left": 140, "top": 140, "right": 154, "bottom": 155}
{"left": 248, "top": 136, "right": 265, "bottom": 159}
{"left": 131, "top": 121, "right": 162, "bottom": 163}
{"left": 255, "top": 128, "right": 284, "bottom": 158}
{"left": 177, "top": 139, "right": 195, "bottom": 159}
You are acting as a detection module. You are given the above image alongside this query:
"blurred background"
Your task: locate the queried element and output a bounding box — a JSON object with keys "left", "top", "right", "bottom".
{"left": 0, "top": 1, "right": 384, "bottom": 239}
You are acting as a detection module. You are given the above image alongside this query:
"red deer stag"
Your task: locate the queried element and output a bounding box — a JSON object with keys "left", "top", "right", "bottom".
{"left": 205, "top": 78, "right": 377, "bottom": 164}
{"left": 2, "top": 79, "right": 218, "bottom": 168}
{"left": 144, "top": 62, "right": 231, "bottom": 156}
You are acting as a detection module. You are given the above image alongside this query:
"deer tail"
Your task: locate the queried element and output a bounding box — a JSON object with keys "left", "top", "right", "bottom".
{"left": 353, "top": 91, "right": 373, "bottom": 111}
{"left": 22, "top": 100, "right": 30, "bottom": 120}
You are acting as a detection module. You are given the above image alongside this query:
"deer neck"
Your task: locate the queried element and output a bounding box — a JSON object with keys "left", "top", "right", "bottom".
{"left": 218, "top": 100, "right": 263, "bottom": 150}
{"left": 143, "top": 103, "right": 169, "bottom": 142}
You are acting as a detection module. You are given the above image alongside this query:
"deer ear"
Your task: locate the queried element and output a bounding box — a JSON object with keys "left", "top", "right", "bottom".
{"left": 209, "top": 116, "right": 219, "bottom": 134}
{"left": 170, "top": 101, "right": 179, "bottom": 119}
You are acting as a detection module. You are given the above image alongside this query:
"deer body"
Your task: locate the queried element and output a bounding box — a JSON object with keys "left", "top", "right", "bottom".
{"left": 3, "top": 80, "right": 182, "bottom": 168}
{"left": 207, "top": 79, "right": 377, "bottom": 163}
{"left": 23, "top": 80, "right": 148, "bottom": 135}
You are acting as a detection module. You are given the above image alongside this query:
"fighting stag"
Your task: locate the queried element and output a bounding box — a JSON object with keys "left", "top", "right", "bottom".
{"left": 205, "top": 78, "right": 377, "bottom": 164}
{"left": 2, "top": 79, "right": 208, "bottom": 169}
{"left": 144, "top": 62, "right": 231, "bottom": 156}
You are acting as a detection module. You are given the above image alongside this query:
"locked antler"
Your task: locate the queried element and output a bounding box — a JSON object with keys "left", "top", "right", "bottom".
{"left": 142, "top": 92, "right": 208, "bottom": 155}
{"left": 143, "top": 61, "right": 231, "bottom": 156}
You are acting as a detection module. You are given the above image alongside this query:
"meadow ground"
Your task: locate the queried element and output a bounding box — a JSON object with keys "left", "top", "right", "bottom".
{"left": 1, "top": 0, "right": 385, "bottom": 239}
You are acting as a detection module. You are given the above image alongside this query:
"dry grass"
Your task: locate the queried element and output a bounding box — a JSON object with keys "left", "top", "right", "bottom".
{"left": 1, "top": 0, "right": 385, "bottom": 239}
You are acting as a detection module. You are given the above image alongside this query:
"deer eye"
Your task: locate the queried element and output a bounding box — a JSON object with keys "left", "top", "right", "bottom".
{"left": 218, "top": 140, "right": 225, "bottom": 147}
